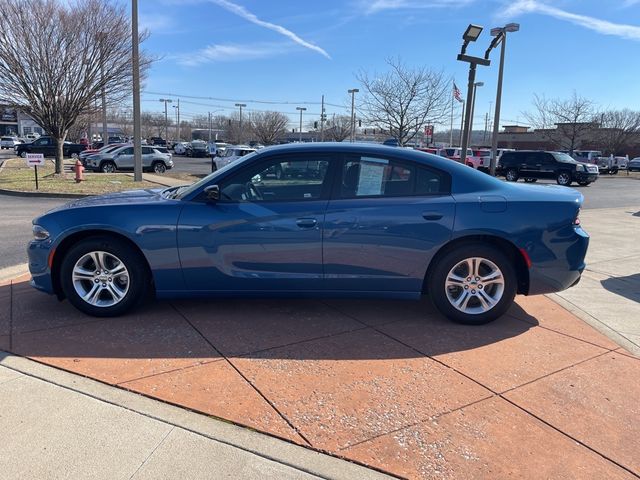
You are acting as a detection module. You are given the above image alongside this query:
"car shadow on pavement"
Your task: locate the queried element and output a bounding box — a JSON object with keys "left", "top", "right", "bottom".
{"left": 601, "top": 274, "right": 640, "bottom": 304}
{"left": 0, "top": 279, "right": 539, "bottom": 365}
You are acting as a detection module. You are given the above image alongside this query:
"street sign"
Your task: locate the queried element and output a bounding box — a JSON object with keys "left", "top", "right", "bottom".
{"left": 25, "top": 153, "right": 45, "bottom": 167}
{"left": 25, "top": 153, "right": 45, "bottom": 190}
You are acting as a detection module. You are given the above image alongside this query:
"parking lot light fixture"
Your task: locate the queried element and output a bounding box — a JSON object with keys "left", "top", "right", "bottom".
{"left": 235, "top": 103, "right": 246, "bottom": 144}
{"left": 132, "top": 0, "right": 142, "bottom": 181}
{"left": 348, "top": 88, "right": 359, "bottom": 142}
{"left": 296, "top": 107, "right": 307, "bottom": 143}
{"left": 457, "top": 24, "right": 491, "bottom": 164}
{"left": 489, "top": 23, "right": 520, "bottom": 176}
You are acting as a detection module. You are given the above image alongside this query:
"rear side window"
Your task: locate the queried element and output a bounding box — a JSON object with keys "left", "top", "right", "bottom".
{"left": 500, "top": 153, "right": 516, "bottom": 164}
{"left": 142, "top": 147, "right": 153, "bottom": 154}
{"left": 339, "top": 155, "right": 450, "bottom": 198}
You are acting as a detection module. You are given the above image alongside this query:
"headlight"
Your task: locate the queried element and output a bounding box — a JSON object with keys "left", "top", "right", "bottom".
{"left": 576, "top": 164, "right": 586, "bottom": 172}
{"left": 32, "top": 225, "right": 50, "bottom": 241}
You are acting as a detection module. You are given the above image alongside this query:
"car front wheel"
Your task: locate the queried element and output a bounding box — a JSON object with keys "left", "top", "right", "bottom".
{"left": 20, "top": 151, "right": 27, "bottom": 158}
{"left": 428, "top": 243, "right": 517, "bottom": 325}
{"left": 59, "top": 236, "right": 149, "bottom": 317}
{"left": 101, "top": 161, "right": 116, "bottom": 173}
{"left": 152, "top": 162, "right": 166, "bottom": 174}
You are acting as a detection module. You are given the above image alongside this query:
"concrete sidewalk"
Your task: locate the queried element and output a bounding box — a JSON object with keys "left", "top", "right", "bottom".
{"left": 0, "top": 353, "right": 392, "bottom": 480}
{"left": 549, "top": 206, "right": 640, "bottom": 355}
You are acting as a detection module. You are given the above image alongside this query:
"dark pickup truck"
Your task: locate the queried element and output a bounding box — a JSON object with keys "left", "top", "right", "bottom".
{"left": 16, "top": 136, "right": 87, "bottom": 158}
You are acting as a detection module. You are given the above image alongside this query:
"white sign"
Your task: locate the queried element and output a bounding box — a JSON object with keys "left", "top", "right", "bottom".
{"left": 25, "top": 153, "right": 45, "bottom": 167}
{"left": 357, "top": 157, "right": 388, "bottom": 196}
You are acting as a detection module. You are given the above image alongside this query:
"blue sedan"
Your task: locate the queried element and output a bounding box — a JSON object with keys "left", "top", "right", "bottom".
{"left": 28, "top": 143, "right": 589, "bottom": 324}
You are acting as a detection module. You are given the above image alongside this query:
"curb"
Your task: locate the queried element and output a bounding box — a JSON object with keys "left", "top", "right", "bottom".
{"left": 0, "top": 187, "right": 90, "bottom": 199}
{"left": 0, "top": 353, "right": 395, "bottom": 480}
{"left": 0, "top": 263, "right": 29, "bottom": 285}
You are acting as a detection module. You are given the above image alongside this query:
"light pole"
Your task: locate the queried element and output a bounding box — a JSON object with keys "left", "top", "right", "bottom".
{"left": 348, "top": 88, "right": 359, "bottom": 142}
{"left": 132, "top": 0, "right": 142, "bottom": 181}
{"left": 159, "top": 98, "right": 172, "bottom": 142}
{"left": 296, "top": 107, "right": 307, "bottom": 142}
{"left": 457, "top": 24, "right": 490, "bottom": 164}
{"left": 489, "top": 23, "right": 520, "bottom": 176}
{"left": 468, "top": 81, "right": 484, "bottom": 147}
{"left": 235, "top": 103, "right": 246, "bottom": 144}
{"left": 97, "top": 32, "right": 108, "bottom": 147}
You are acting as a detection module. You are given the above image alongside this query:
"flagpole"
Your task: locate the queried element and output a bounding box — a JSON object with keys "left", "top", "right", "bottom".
{"left": 450, "top": 81, "right": 454, "bottom": 147}
{"left": 459, "top": 100, "right": 465, "bottom": 147}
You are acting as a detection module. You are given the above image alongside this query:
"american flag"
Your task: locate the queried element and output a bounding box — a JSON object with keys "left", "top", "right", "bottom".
{"left": 453, "top": 83, "right": 463, "bottom": 103}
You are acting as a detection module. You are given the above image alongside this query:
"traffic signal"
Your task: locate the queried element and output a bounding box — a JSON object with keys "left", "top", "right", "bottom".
{"left": 314, "top": 121, "right": 318, "bottom": 129}
{"left": 358, "top": 119, "right": 362, "bottom": 127}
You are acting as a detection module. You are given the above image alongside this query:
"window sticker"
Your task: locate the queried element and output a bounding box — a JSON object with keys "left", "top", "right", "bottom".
{"left": 357, "top": 157, "right": 388, "bottom": 196}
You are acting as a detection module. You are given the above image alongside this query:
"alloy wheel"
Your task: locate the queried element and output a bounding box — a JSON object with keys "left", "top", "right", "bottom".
{"left": 444, "top": 257, "right": 505, "bottom": 315}
{"left": 72, "top": 251, "right": 130, "bottom": 307}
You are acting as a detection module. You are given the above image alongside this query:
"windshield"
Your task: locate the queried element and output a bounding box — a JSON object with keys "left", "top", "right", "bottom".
{"left": 553, "top": 152, "right": 578, "bottom": 163}
{"left": 173, "top": 150, "right": 259, "bottom": 200}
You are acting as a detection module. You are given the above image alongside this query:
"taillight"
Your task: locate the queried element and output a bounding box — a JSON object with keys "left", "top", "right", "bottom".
{"left": 574, "top": 208, "right": 581, "bottom": 226}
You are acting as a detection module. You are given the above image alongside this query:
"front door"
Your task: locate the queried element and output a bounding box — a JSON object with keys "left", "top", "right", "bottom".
{"left": 177, "top": 154, "right": 335, "bottom": 292}
{"left": 323, "top": 154, "right": 455, "bottom": 293}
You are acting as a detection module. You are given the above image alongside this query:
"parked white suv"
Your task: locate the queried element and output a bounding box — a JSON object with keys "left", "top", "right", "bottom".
{"left": 0, "top": 136, "right": 22, "bottom": 149}
{"left": 212, "top": 146, "right": 256, "bottom": 171}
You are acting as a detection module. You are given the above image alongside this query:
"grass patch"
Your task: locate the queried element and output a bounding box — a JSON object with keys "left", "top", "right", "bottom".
{"left": 0, "top": 158, "right": 160, "bottom": 195}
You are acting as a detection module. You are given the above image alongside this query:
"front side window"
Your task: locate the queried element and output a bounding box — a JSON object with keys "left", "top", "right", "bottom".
{"left": 339, "top": 155, "right": 450, "bottom": 198}
{"left": 120, "top": 147, "right": 134, "bottom": 155}
{"left": 142, "top": 147, "right": 153, "bottom": 155}
{"left": 219, "top": 155, "right": 331, "bottom": 203}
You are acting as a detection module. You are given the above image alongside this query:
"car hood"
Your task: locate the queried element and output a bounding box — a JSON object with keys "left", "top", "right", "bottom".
{"left": 46, "top": 188, "right": 167, "bottom": 213}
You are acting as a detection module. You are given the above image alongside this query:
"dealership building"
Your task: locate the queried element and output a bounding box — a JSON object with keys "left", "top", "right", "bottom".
{"left": 0, "top": 106, "right": 45, "bottom": 137}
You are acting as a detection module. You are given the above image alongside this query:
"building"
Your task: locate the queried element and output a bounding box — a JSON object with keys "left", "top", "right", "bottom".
{"left": 0, "top": 105, "right": 45, "bottom": 137}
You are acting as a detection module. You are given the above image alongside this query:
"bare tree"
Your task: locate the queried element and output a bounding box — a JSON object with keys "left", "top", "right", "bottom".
{"left": 249, "top": 111, "right": 288, "bottom": 145}
{"left": 523, "top": 92, "right": 597, "bottom": 154}
{"left": 356, "top": 57, "right": 450, "bottom": 146}
{"left": 0, "top": 0, "right": 151, "bottom": 173}
{"left": 325, "top": 115, "right": 352, "bottom": 142}
{"left": 595, "top": 109, "right": 640, "bottom": 155}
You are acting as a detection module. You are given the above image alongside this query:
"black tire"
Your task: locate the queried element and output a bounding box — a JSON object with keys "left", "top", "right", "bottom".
{"left": 100, "top": 161, "right": 116, "bottom": 173}
{"left": 557, "top": 171, "right": 572, "bottom": 186}
{"left": 505, "top": 168, "right": 519, "bottom": 182}
{"left": 20, "top": 151, "right": 27, "bottom": 158}
{"left": 71, "top": 152, "right": 79, "bottom": 159}
{"left": 59, "top": 236, "right": 150, "bottom": 317}
{"left": 428, "top": 243, "right": 517, "bottom": 325}
{"left": 152, "top": 162, "right": 166, "bottom": 174}
{"left": 524, "top": 178, "right": 538, "bottom": 183}
{"left": 577, "top": 181, "right": 591, "bottom": 186}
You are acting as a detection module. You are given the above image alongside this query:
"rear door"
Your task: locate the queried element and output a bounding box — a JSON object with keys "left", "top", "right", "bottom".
{"left": 323, "top": 153, "right": 455, "bottom": 293}
{"left": 114, "top": 147, "right": 134, "bottom": 169}
{"left": 538, "top": 152, "right": 558, "bottom": 179}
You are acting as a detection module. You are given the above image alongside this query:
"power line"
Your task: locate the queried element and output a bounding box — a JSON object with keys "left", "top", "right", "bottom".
{"left": 145, "top": 90, "right": 344, "bottom": 108}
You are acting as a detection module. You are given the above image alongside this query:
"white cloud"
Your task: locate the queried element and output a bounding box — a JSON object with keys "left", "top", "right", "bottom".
{"left": 363, "top": 0, "right": 474, "bottom": 15}
{"left": 207, "top": 0, "right": 331, "bottom": 59}
{"left": 503, "top": 0, "right": 640, "bottom": 41}
{"left": 175, "top": 43, "right": 291, "bottom": 66}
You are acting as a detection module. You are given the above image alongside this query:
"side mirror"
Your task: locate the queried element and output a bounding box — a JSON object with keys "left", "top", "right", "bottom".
{"left": 204, "top": 185, "right": 220, "bottom": 202}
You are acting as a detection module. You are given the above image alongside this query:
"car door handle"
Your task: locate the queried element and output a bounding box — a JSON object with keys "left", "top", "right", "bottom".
{"left": 296, "top": 218, "right": 318, "bottom": 229}
{"left": 422, "top": 212, "right": 443, "bottom": 221}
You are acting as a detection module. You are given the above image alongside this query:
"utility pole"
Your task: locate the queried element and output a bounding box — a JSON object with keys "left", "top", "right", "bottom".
{"left": 208, "top": 111, "right": 212, "bottom": 143}
{"left": 235, "top": 103, "right": 246, "bottom": 144}
{"left": 173, "top": 99, "right": 180, "bottom": 141}
{"left": 159, "top": 98, "right": 172, "bottom": 142}
{"left": 348, "top": 88, "right": 359, "bottom": 142}
{"left": 132, "top": 0, "right": 142, "bottom": 181}
{"left": 296, "top": 107, "right": 307, "bottom": 142}
{"left": 320, "top": 94, "right": 325, "bottom": 142}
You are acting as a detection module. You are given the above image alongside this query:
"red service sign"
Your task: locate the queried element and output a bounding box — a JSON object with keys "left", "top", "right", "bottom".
{"left": 425, "top": 125, "right": 434, "bottom": 136}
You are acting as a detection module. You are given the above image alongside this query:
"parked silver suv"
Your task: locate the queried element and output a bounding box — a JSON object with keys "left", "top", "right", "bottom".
{"left": 85, "top": 145, "right": 173, "bottom": 174}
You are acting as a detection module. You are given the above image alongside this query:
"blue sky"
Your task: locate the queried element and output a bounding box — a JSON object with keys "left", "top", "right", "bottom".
{"left": 139, "top": 0, "right": 640, "bottom": 132}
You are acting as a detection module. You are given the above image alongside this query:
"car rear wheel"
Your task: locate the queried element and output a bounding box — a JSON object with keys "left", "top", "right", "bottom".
{"left": 428, "top": 243, "right": 517, "bottom": 325}
{"left": 100, "top": 161, "right": 116, "bottom": 173}
{"left": 71, "top": 152, "right": 79, "bottom": 159}
{"left": 59, "top": 236, "right": 149, "bottom": 317}
{"left": 152, "top": 162, "right": 166, "bottom": 174}
{"left": 505, "top": 168, "right": 519, "bottom": 182}
{"left": 557, "top": 171, "right": 572, "bottom": 186}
